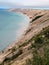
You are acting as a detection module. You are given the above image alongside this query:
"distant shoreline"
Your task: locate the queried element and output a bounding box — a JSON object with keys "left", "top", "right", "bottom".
{"left": 0, "top": 9, "right": 49, "bottom": 64}
{"left": 0, "top": 9, "right": 49, "bottom": 52}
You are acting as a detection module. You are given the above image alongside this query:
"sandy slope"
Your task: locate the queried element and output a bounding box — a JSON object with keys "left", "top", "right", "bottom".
{"left": 0, "top": 9, "right": 49, "bottom": 65}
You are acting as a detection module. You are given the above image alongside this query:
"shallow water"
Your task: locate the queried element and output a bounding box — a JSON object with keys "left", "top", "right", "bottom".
{"left": 0, "top": 9, "right": 29, "bottom": 51}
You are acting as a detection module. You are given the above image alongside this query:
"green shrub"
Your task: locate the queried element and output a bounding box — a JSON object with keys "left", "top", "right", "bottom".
{"left": 35, "top": 37, "right": 43, "bottom": 44}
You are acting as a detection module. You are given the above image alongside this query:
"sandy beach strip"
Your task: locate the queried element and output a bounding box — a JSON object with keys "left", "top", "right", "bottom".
{"left": 0, "top": 9, "right": 49, "bottom": 64}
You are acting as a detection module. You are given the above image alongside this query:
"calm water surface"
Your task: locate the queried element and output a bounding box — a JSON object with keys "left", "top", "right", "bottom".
{"left": 0, "top": 10, "right": 29, "bottom": 51}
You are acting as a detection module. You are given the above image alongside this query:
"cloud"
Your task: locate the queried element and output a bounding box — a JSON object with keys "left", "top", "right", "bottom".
{"left": 17, "top": 0, "right": 49, "bottom": 6}
{"left": 0, "top": 0, "right": 49, "bottom": 7}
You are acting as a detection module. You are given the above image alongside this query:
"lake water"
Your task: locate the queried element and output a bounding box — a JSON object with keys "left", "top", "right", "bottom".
{"left": 0, "top": 9, "right": 29, "bottom": 51}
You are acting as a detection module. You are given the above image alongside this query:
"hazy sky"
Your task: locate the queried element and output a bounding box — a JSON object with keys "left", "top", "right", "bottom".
{"left": 0, "top": 0, "right": 49, "bottom": 8}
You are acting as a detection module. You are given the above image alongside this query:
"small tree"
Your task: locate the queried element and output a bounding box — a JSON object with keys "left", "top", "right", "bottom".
{"left": 35, "top": 37, "right": 43, "bottom": 44}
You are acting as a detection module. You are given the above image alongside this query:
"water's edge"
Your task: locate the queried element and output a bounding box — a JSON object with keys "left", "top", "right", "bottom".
{"left": 0, "top": 10, "right": 30, "bottom": 52}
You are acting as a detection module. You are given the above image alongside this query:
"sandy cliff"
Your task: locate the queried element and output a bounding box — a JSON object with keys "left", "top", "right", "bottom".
{"left": 0, "top": 9, "right": 49, "bottom": 65}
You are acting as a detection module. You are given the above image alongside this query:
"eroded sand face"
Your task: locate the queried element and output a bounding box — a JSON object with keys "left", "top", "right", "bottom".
{"left": 0, "top": 9, "right": 49, "bottom": 65}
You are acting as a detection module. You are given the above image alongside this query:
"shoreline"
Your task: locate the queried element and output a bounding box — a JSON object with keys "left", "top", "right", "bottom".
{"left": 0, "top": 9, "right": 49, "bottom": 52}
{"left": 0, "top": 9, "right": 48, "bottom": 51}
{"left": 0, "top": 10, "right": 30, "bottom": 52}
{"left": 0, "top": 9, "right": 31, "bottom": 63}
{"left": 0, "top": 9, "right": 49, "bottom": 64}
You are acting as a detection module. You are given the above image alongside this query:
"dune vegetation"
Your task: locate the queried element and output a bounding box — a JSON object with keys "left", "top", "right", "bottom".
{"left": 24, "top": 26, "right": 49, "bottom": 65}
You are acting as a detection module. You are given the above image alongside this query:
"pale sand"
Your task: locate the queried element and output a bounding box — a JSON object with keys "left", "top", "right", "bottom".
{"left": 0, "top": 9, "right": 49, "bottom": 64}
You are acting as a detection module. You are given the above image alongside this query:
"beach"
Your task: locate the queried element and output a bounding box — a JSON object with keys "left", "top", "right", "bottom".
{"left": 0, "top": 9, "right": 49, "bottom": 65}
{"left": 9, "top": 9, "right": 49, "bottom": 45}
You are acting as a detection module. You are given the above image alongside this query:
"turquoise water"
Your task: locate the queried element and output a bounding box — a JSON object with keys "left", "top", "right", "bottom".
{"left": 0, "top": 10, "right": 29, "bottom": 51}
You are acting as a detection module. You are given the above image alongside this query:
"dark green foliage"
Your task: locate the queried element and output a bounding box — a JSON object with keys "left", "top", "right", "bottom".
{"left": 31, "top": 27, "right": 49, "bottom": 49}
{"left": 32, "top": 48, "right": 49, "bottom": 65}
{"left": 0, "top": 64, "right": 4, "bottom": 65}
{"left": 31, "top": 27, "right": 49, "bottom": 65}
{"left": 33, "top": 54, "right": 42, "bottom": 65}
{"left": 35, "top": 37, "right": 43, "bottom": 44}
{"left": 0, "top": 62, "right": 4, "bottom": 65}
{"left": 25, "top": 27, "right": 49, "bottom": 65}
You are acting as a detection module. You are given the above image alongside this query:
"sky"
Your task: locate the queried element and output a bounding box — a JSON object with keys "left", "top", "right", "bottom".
{"left": 0, "top": 0, "right": 49, "bottom": 8}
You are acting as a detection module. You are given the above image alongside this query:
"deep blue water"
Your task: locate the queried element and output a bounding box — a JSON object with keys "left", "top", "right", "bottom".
{"left": 0, "top": 10, "right": 29, "bottom": 51}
